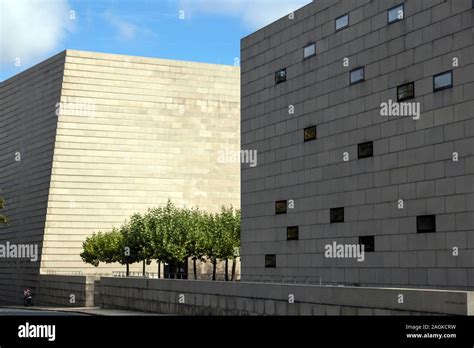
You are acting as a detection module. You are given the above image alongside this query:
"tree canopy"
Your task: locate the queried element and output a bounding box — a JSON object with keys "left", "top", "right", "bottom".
{"left": 80, "top": 200, "right": 240, "bottom": 280}
{"left": 0, "top": 197, "right": 8, "bottom": 225}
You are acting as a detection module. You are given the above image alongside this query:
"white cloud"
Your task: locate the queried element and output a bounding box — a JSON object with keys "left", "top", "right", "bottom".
{"left": 0, "top": 0, "right": 73, "bottom": 65}
{"left": 103, "top": 10, "right": 137, "bottom": 41}
{"left": 179, "top": 0, "right": 312, "bottom": 29}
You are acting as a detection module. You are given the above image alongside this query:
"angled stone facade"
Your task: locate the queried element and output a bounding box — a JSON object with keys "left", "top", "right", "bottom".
{"left": 0, "top": 50, "right": 240, "bottom": 304}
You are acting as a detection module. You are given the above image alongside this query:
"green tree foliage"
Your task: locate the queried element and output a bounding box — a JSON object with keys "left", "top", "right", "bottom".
{"left": 128, "top": 213, "right": 153, "bottom": 275}
{"left": 111, "top": 226, "right": 134, "bottom": 276}
{"left": 186, "top": 207, "right": 208, "bottom": 279}
{"left": 202, "top": 211, "right": 222, "bottom": 280}
{"left": 219, "top": 207, "right": 240, "bottom": 280}
{"left": 80, "top": 200, "right": 241, "bottom": 281}
{"left": 202, "top": 206, "right": 240, "bottom": 280}
{"left": 0, "top": 197, "right": 8, "bottom": 225}
{"left": 80, "top": 231, "right": 119, "bottom": 267}
{"left": 80, "top": 232, "right": 102, "bottom": 267}
{"left": 143, "top": 206, "right": 166, "bottom": 276}
{"left": 159, "top": 201, "right": 189, "bottom": 268}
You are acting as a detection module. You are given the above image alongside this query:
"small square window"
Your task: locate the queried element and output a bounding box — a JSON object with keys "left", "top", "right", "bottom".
{"left": 304, "top": 125, "right": 317, "bottom": 142}
{"left": 417, "top": 215, "right": 436, "bottom": 233}
{"left": 265, "top": 254, "right": 276, "bottom": 268}
{"left": 330, "top": 207, "right": 344, "bottom": 223}
{"left": 304, "top": 42, "right": 316, "bottom": 59}
{"left": 358, "top": 141, "right": 373, "bottom": 159}
{"left": 275, "top": 68, "right": 287, "bottom": 84}
{"left": 397, "top": 82, "right": 415, "bottom": 102}
{"left": 388, "top": 4, "right": 404, "bottom": 24}
{"left": 359, "top": 236, "right": 375, "bottom": 252}
{"left": 287, "top": 226, "right": 299, "bottom": 240}
{"left": 335, "top": 14, "right": 349, "bottom": 31}
{"left": 433, "top": 71, "right": 453, "bottom": 92}
{"left": 275, "top": 200, "right": 287, "bottom": 215}
{"left": 350, "top": 67, "right": 364, "bottom": 85}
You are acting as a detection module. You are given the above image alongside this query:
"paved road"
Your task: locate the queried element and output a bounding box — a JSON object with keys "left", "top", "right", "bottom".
{"left": 0, "top": 306, "right": 164, "bottom": 316}
{"left": 0, "top": 307, "right": 85, "bottom": 316}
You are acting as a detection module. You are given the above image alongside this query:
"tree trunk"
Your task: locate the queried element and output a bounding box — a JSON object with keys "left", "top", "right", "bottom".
{"left": 158, "top": 261, "right": 161, "bottom": 279}
{"left": 212, "top": 259, "right": 217, "bottom": 281}
{"left": 224, "top": 258, "right": 229, "bottom": 281}
{"left": 193, "top": 258, "right": 197, "bottom": 280}
{"left": 231, "top": 258, "right": 236, "bottom": 281}
{"left": 142, "top": 260, "right": 146, "bottom": 277}
{"left": 126, "top": 263, "right": 129, "bottom": 277}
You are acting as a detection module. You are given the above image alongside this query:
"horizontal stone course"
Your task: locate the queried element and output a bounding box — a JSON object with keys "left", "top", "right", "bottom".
{"left": 99, "top": 277, "right": 474, "bottom": 315}
{"left": 1, "top": 49, "right": 240, "bottom": 305}
{"left": 240, "top": 0, "right": 474, "bottom": 289}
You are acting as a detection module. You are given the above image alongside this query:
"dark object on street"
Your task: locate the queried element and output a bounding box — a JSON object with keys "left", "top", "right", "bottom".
{"left": 23, "top": 288, "right": 33, "bottom": 306}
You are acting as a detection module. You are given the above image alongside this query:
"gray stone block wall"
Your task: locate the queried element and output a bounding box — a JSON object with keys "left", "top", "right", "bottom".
{"left": 0, "top": 52, "right": 66, "bottom": 305}
{"left": 98, "top": 277, "right": 474, "bottom": 315}
{"left": 0, "top": 50, "right": 241, "bottom": 305}
{"left": 35, "top": 275, "right": 97, "bottom": 307}
{"left": 240, "top": 0, "right": 474, "bottom": 289}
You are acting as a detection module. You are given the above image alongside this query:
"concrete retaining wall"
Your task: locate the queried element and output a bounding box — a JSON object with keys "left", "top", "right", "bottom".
{"left": 35, "top": 275, "right": 97, "bottom": 307}
{"left": 99, "top": 277, "right": 474, "bottom": 315}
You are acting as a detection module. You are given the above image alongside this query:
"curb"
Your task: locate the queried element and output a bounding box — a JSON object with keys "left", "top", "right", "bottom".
{"left": 0, "top": 306, "right": 102, "bottom": 316}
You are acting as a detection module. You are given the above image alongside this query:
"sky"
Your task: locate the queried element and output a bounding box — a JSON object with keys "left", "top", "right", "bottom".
{"left": 0, "top": 0, "right": 312, "bottom": 81}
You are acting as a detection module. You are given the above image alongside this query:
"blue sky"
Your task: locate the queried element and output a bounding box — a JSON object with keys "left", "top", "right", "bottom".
{"left": 0, "top": 0, "right": 311, "bottom": 81}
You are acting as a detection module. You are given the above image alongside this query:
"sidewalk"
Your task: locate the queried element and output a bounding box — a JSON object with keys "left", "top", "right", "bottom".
{"left": 1, "top": 306, "right": 166, "bottom": 316}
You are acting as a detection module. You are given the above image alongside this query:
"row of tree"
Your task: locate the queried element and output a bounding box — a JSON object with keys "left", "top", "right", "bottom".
{"left": 80, "top": 201, "right": 240, "bottom": 280}
{"left": 0, "top": 197, "right": 7, "bottom": 225}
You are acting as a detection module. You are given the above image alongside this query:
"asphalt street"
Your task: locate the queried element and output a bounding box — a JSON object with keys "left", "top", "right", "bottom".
{"left": 0, "top": 307, "right": 85, "bottom": 316}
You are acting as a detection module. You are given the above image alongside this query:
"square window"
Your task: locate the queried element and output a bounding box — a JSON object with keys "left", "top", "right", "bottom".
{"left": 433, "top": 71, "right": 453, "bottom": 92}
{"left": 330, "top": 207, "right": 344, "bottom": 223}
{"left": 388, "top": 4, "right": 404, "bottom": 24}
{"left": 397, "top": 82, "right": 415, "bottom": 102}
{"left": 350, "top": 67, "right": 364, "bottom": 85}
{"left": 265, "top": 254, "right": 276, "bottom": 268}
{"left": 304, "top": 125, "right": 317, "bottom": 142}
{"left": 417, "top": 215, "right": 436, "bottom": 233}
{"left": 335, "top": 14, "right": 349, "bottom": 31}
{"left": 359, "top": 236, "right": 375, "bottom": 252}
{"left": 287, "top": 226, "right": 299, "bottom": 240}
{"left": 304, "top": 42, "right": 316, "bottom": 59}
{"left": 275, "top": 200, "right": 287, "bottom": 215}
{"left": 275, "top": 68, "right": 287, "bottom": 84}
{"left": 358, "top": 141, "right": 373, "bottom": 159}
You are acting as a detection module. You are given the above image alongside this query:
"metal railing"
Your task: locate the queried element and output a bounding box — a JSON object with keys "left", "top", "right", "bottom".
{"left": 111, "top": 271, "right": 239, "bottom": 281}
{"left": 43, "top": 270, "right": 84, "bottom": 276}
{"left": 243, "top": 275, "right": 322, "bottom": 285}
{"left": 112, "top": 271, "right": 186, "bottom": 279}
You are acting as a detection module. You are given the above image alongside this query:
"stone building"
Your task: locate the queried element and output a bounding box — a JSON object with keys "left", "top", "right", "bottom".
{"left": 0, "top": 50, "right": 240, "bottom": 304}
{"left": 240, "top": 0, "right": 474, "bottom": 289}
